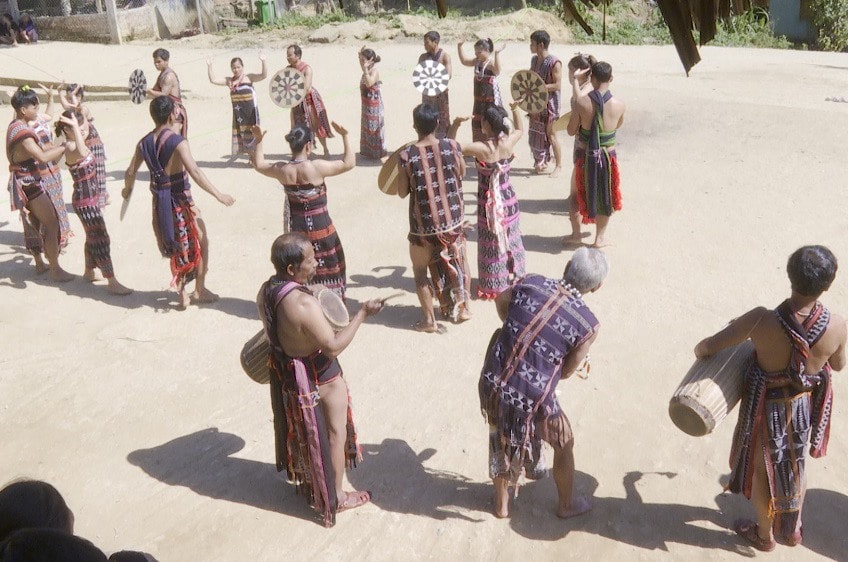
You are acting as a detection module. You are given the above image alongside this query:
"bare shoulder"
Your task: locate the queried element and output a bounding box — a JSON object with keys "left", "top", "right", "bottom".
{"left": 828, "top": 311, "right": 847, "bottom": 335}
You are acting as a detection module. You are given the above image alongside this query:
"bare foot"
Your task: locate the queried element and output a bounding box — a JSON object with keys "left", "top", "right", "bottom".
{"left": 455, "top": 306, "right": 472, "bottom": 323}
{"left": 34, "top": 261, "right": 49, "bottom": 275}
{"left": 83, "top": 269, "right": 101, "bottom": 282}
{"left": 337, "top": 490, "right": 371, "bottom": 513}
{"left": 561, "top": 234, "right": 585, "bottom": 248}
{"left": 591, "top": 239, "right": 612, "bottom": 249}
{"left": 176, "top": 291, "right": 190, "bottom": 310}
{"left": 493, "top": 506, "right": 509, "bottom": 519}
{"left": 107, "top": 278, "right": 133, "bottom": 296}
{"left": 413, "top": 321, "right": 446, "bottom": 334}
{"left": 556, "top": 496, "right": 592, "bottom": 519}
{"left": 550, "top": 166, "right": 562, "bottom": 179}
{"left": 190, "top": 289, "right": 219, "bottom": 304}
{"left": 49, "top": 268, "right": 74, "bottom": 283}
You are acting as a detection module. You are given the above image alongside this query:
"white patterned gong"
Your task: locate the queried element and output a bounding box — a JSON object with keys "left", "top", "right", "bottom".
{"left": 412, "top": 60, "right": 449, "bottom": 96}
{"left": 128, "top": 69, "right": 147, "bottom": 105}
{"left": 510, "top": 70, "right": 548, "bottom": 114}
{"left": 269, "top": 68, "right": 306, "bottom": 109}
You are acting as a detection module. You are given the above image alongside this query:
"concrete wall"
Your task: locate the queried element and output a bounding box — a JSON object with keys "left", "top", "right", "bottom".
{"left": 770, "top": 0, "right": 813, "bottom": 42}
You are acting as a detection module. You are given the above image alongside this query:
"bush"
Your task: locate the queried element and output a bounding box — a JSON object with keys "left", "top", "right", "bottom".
{"left": 811, "top": 0, "right": 848, "bottom": 51}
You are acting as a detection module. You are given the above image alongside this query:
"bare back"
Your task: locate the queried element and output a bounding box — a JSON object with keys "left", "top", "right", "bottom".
{"left": 274, "top": 160, "right": 325, "bottom": 186}
{"left": 576, "top": 90, "right": 625, "bottom": 133}
{"left": 750, "top": 307, "right": 847, "bottom": 373}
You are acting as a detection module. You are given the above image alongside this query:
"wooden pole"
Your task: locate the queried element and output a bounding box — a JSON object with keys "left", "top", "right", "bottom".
{"left": 104, "top": 0, "right": 122, "bottom": 45}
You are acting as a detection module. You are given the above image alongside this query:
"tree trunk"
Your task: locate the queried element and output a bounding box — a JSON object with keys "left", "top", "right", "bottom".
{"left": 60, "top": 0, "right": 71, "bottom": 16}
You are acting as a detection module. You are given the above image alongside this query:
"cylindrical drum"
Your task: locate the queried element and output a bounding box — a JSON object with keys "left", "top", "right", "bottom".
{"left": 669, "top": 340, "right": 754, "bottom": 436}
{"left": 240, "top": 329, "right": 271, "bottom": 384}
{"left": 313, "top": 286, "right": 350, "bottom": 330}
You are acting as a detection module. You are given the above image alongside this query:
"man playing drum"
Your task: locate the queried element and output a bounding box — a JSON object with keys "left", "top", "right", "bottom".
{"left": 257, "top": 232, "right": 384, "bottom": 527}
{"left": 695, "top": 245, "right": 847, "bottom": 551}
{"left": 479, "top": 247, "right": 608, "bottom": 519}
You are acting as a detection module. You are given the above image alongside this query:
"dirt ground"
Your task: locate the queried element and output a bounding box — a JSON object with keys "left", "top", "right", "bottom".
{"left": 1, "top": 39, "right": 847, "bottom": 561}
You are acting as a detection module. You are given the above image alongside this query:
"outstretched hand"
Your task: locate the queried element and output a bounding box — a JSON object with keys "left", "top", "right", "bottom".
{"left": 250, "top": 125, "right": 266, "bottom": 144}
{"left": 58, "top": 114, "right": 78, "bottom": 127}
{"left": 206, "top": 57, "right": 213, "bottom": 66}
{"left": 36, "top": 82, "right": 53, "bottom": 97}
{"left": 331, "top": 121, "right": 348, "bottom": 136}
{"left": 495, "top": 43, "right": 506, "bottom": 53}
{"left": 258, "top": 49, "right": 266, "bottom": 61}
{"left": 361, "top": 299, "right": 384, "bottom": 317}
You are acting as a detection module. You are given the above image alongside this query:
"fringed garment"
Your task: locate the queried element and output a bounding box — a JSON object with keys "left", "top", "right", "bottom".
{"left": 576, "top": 90, "right": 622, "bottom": 224}
{"left": 472, "top": 60, "right": 503, "bottom": 142}
{"left": 727, "top": 301, "right": 834, "bottom": 541}
{"left": 400, "top": 138, "right": 471, "bottom": 320}
{"left": 138, "top": 128, "right": 201, "bottom": 288}
{"left": 479, "top": 275, "right": 599, "bottom": 485}
{"left": 32, "top": 117, "right": 72, "bottom": 248}
{"left": 229, "top": 77, "right": 259, "bottom": 155}
{"left": 282, "top": 179, "right": 346, "bottom": 299}
{"left": 69, "top": 153, "right": 114, "bottom": 278}
{"left": 359, "top": 78, "right": 387, "bottom": 159}
{"left": 476, "top": 157, "right": 526, "bottom": 299}
{"left": 261, "top": 279, "right": 361, "bottom": 528}
{"left": 153, "top": 68, "right": 188, "bottom": 137}
{"left": 291, "top": 62, "right": 334, "bottom": 146}
{"left": 6, "top": 119, "right": 59, "bottom": 256}
{"left": 421, "top": 48, "right": 450, "bottom": 138}
{"left": 528, "top": 54, "right": 561, "bottom": 169}
{"left": 85, "top": 122, "right": 109, "bottom": 208}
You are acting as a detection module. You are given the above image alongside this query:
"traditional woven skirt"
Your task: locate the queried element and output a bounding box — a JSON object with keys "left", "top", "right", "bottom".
{"left": 291, "top": 89, "right": 334, "bottom": 144}
{"left": 284, "top": 183, "right": 346, "bottom": 298}
{"left": 32, "top": 160, "right": 72, "bottom": 249}
{"left": 230, "top": 83, "right": 259, "bottom": 155}
{"left": 360, "top": 81, "right": 387, "bottom": 159}
{"left": 71, "top": 155, "right": 114, "bottom": 277}
{"left": 528, "top": 94, "right": 560, "bottom": 169}
{"left": 86, "top": 124, "right": 109, "bottom": 207}
{"left": 423, "top": 90, "right": 450, "bottom": 139}
{"left": 409, "top": 228, "right": 472, "bottom": 321}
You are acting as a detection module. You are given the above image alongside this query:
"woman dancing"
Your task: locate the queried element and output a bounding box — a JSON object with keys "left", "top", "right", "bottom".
{"left": 286, "top": 45, "right": 334, "bottom": 155}
{"left": 358, "top": 47, "right": 386, "bottom": 160}
{"left": 457, "top": 38, "right": 505, "bottom": 142}
{"left": 207, "top": 51, "right": 267, "bottom": 158}
{"left": 55, "top": 111, "right": 131, "bottom": 295}
{"left": 251, "top": 123, "right": 354, "bottom": 298}
{"left": 451, "top": 102, "right": 526, "bottom": 299}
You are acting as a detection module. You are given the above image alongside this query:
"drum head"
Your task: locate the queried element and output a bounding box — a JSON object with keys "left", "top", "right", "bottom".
{"left": 412, "top": 60, "right": 449, "bottom": 96}
{"left": 552, "top": 111, "right": 572, "bottom": 132}
{"left": 128, "top": 69, "right": 147, "bottom": 105}
{"left": 510, "top": 70, "right": 548, "bottom": 114}
{"left": 315, "top": 287, "right": 350, "bottom": 330}
{"left": 269, "top": 68, "right": 306, "bottom": 109}
{"left": 377, "top": 142, "right": 413, "bottom": 196}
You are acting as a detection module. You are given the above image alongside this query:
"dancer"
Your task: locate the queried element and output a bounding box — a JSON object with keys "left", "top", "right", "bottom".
{"left": 252, "top": 122, "right": 353, "bottom": 298}
{"left": 358, "top": 47, "right": 387, "bottom": 160}
{"left": 457, "top": 38, "right": 504, "bottom": 142}
{"left": 6, "top": 86, "right": 72, "bottom": 281}
{"left": 528, "top": 30, "right": 563, "bottom": 176}
{"left": 148, "top": 48, "right": 188, "bottom": 137}
{"left": 28, "top": 83, "right": 73, "bottom": 249}
{"left": 695, "top": 246, "right": 846, "bottom": 551}
{"left": 55, "top": 111, "right": 132, "bottom": 295}
{"left": 286, "top": 44, "right": 333, "bottom": 155}
{"left": 418, "top": 31, "right": 452, "bottom": 138}
{"left": 397, "top": 103, "right": 472, "bottom": 332}
{"left": 258, "top": 233, "right": 383, "bottom": 527}
{"left": 124, "top": 96, "right": 235, "bottom": 309}
{"left": 569, "top": 61, "right": 625, "bottom": 247}
{"left": 59, "top": 83, "right": 109, "bottom": 207}
{"left": 451, "top": 102, "right": 526, "bottom": 299}
{"left": 479, "top": 247, "right": 608, "bottom": 519}
{"left": 207, "top": 51, "right": 267, "bottom": 157}
{"left": 564, "top": 53, "right": 595, "bottom": 245}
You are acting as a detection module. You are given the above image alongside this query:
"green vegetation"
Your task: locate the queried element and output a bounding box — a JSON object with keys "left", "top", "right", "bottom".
{"left": 265, "top": 9, "right": 355, "bottom": 30}
{"left": 553, "top": 0, "right": 672, "bottom": 45}
{"left": 706, "top": 8, "right": 791, "bottom": 48}
{"left": 811, "top": 0, "right": 848, "bottom": 51}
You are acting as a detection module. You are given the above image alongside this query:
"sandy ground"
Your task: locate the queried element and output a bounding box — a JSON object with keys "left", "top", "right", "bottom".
{"left": 1, "top": 40, "right": 848, "bottom": 561}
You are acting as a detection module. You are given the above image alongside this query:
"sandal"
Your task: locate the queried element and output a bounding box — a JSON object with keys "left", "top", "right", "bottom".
{"left": 337, "top": 490, "right": 371, "bottom": 513}
{"left": 734, "top": 519, "right": 776, "bottom": 552}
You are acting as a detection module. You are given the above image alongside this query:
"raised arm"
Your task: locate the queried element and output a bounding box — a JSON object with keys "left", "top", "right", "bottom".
{"left": 501, "top": 101, "right": 524, "bottom": 150}
{"left": 38, "top": 83, "right": 55, "bottom": 120}
{"left": 60, "top": 115, "right": 90, "bottom": 159}
{"left": 246, "top": 50, "right": 268, "bottom": 83}
{"left": 456, "top": 41, "right": 476, "bottom": 67}
{"left": 492, "top": 43, "right": 506, "bottom": 76}
{"left": 175, "top": 141, "right": 235, "bottom": 206}
{"left": 250, "top": 125, "right": 281, "bottom": 179}
{"left": 312, "top": 122, "right": 354, "bottom": 177}
{"left": 57, "top": 83, "right": 75, "bottom": 111}
{"left": 694, "top": 307, "right": 768, "bottom": 359}
{"left": 447, "top": 115, "right": 469, "bottom": 140}
{"left": 206, "top": 58, "right": 228, "bottom": 86}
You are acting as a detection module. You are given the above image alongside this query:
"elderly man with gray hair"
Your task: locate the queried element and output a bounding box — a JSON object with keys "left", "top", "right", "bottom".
{"left": 478, "top": 247, "right": 608, "bottom": 519}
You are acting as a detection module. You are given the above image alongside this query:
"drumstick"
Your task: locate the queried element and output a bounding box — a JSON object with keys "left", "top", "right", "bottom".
{"left": 379, "top": 292, "right": 404, "bottom": 303}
